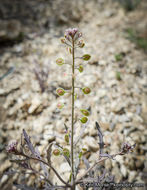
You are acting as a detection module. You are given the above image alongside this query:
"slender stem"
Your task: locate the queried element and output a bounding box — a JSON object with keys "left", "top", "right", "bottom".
{"left": 75, "top": 152, "right": 122, "bottom": 184}
{"left": 21, "top": 153, "right": 70, "bottom": 187}
{"left": 71, "top": 38, "right": 75, "bottom": 188}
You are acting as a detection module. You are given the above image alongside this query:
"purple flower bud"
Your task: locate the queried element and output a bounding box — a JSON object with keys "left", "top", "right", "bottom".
{"left": 6, "top": 140, "right": 18, "bottom": 153}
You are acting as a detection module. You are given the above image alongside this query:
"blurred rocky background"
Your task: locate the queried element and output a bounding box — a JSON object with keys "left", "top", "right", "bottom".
{"left": 0, "top": 0, "right": 147, "bottom": 189}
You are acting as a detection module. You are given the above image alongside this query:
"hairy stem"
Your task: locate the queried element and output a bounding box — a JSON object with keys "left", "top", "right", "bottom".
{"left": 71, "top": 38, "right": 75, "bottom": 187}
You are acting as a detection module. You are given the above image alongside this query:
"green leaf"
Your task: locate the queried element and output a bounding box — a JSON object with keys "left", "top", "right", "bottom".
{"left": 115, "top": 71, "right": 122, "bottom": 81}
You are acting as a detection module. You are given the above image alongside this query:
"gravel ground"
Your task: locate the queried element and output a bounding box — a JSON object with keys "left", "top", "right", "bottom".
{"left": 0, "top": 0, "right": 147, "bottom": 190}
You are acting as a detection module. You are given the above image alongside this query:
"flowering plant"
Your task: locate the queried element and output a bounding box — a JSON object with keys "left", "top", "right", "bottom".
{"left": 6, "top": 28, "right": 135, "bottom": 190}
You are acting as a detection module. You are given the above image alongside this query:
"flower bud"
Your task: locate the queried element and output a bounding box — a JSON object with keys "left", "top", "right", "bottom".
{"left": 56, "top": 88, "right": 65, "bottom": 96}
{"left": 64, "top": 133, "right": 69, "bottom": 143}
{"left": 56, "top": 58, "right": 65, "bottom": 66}
{"left": 82, "top": 54, "right": 91, "bottom": 61}
{"left": 80, "top": 117, "right": 88, "bottom": 123}
{"left": 78, "top": 65, "right": 84, "bottom": 73}
{"left": 61, "top": 38, "right": 65, "bottom": 43}
{"left": 6, "top": 140, "right": 18, "bottom": 153}
{"left": 62, "top": 148, "right": 70, "bottom": 157}
{"left": 80, "top": 109, "right": 90, "bottom": 116}
{"left": 78, "top": 40, "right": 85, "bottom": 48}
{"left": 53, "top": 149, "right": 60, "bottom": 156}
{"left": 67, "top": 47, "right": 72, "bottom": 54}
{"left": 57, "top": 102, "right": 64, "bottom": 109}
{"left": 82, "top": 87, "right": 91, "bottom": 94}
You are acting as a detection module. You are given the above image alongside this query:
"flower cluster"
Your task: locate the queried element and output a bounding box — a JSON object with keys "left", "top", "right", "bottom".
{"left": 65, "top": 28, "right": 82, "bottom": 40}
{"left": 61, "top": 28, "right": 84, "bottom": 49}
{"left": 6, "top": 140, "right": 18, "bottom": 154}
{"left": 121, "top": 142, "right": 136, "bottom": 154}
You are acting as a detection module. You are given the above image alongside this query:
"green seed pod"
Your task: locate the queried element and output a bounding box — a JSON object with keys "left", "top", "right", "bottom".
{"left": 82, "top": 87, "right": 91, "bottom": 94}
{"left": 57, "top": 102, "right": 64, "bottom": 109}
{"left": 56, "top": 58, "right": 65, "bottom": 66}
{"left": 53, "top": 149, "right": 60, "bottom": 156}
{"left": 82, "top": 54, "right": 91, "bottom": 61}
{"left": 79, "top": 151, "right": 83, "bottom": 158}
{"left": 64, "top": 133, "right": 69, "bottom": 143}
{"left": 82, "top": 148, "right": 87, "bottom": 152}
{"left": 78, "top": 65, "right": 84, "bottom": 73}
{"left": 80, "top": 109, "right": 90, "bottom": 116}
{"left": 74, "top": 93, "right": 77, "bottom": 100}
{"left": 56, "top": 88, "right": 65, "bottom": 96}
{"left": 80, "top": 117, "right": 88, "bottom": 123}
{"left": 63, "top": 148, "right": 70, "bottom": 157}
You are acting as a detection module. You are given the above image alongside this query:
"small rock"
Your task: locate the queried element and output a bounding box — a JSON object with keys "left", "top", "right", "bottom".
{"left": 128, "top": 171, "right": 137, "bottom": 182}
{"left": 120, "top": 165, "right": 127, "bottom": 177}
{"left": 28, "top": 96, "right": 42, "bottom": 114}
{"left": 83, "top": 136, "right": 99, "bottom": 152}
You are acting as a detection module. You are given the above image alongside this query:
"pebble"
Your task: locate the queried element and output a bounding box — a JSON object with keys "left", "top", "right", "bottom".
{"left": 83, "top": 136, "right": 99, "bottom": 152}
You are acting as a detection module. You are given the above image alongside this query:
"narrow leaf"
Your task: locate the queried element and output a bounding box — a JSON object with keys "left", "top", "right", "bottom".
{"left": 82, "top": 156, "right": 93, "bottom": 177}
{"left": 47, "top": 143, "right": 53, "bottom": 165}
{"left": 23, "top": 129, "right": 36, "bottom": 155}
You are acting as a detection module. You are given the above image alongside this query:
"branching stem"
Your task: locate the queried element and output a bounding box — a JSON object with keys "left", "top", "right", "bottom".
{"left": 21, "top": 152, "right": 70, "bottom": 187}
{"left": 75, "top": 152, "right": 122, "bottom": 184}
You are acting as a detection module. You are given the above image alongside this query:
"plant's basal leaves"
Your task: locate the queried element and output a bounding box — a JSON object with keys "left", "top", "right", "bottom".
{"left": 95, "top": 122, "right": 104, "bottom": 155}
{"left": 82, "top": 156, "right": 93, "bottom": 177}
{"left": 35, "top": 147, "right": 49, "bottom": 177}
{"left": 95, "top": 122, "right": 114, "bottom": 159}
{"left": 23, "top": 129, "right": 36, "bottom": 155}
{"left": 14, "top": 184, "right": 36, "bottom": 190}
{"left": 47, "top": 143, "right": 53, "bottom": 165}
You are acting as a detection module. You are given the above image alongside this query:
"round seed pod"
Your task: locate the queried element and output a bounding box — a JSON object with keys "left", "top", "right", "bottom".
{"left": 82, "top": 54, "right": 91, "bottom": 61}
{"left": 80, "top": 117, "right": 88, "bottom": 123}
{"left": 53, "top": 149, "right": 60, "bottom": 156}
{"left": 56, "top": 88, "right": 65, "bottom": 96}
{"left": 56, "top": 58, "right": 65, "bottom": 66}
{"left": 82, "top": 87, "right": 91, "bottom": 94}
{"left": 62, "top": 148, "right": 70, "bottom": 157}
{"left": 80, "top": 109, "right": 90, "bottom": 116}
